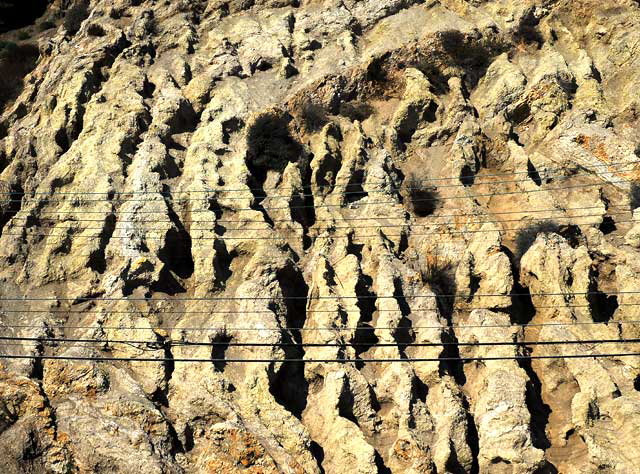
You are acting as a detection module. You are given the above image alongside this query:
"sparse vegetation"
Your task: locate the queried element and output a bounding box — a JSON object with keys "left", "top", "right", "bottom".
{"left": 86, "top": 23, "right": 105, "bottom": 37}
{"left": 0, "top": 180, "right": 10, "bottom": 215}
{"left": 64, "top": 3, "right": 89, "bottom": 35}
{"left": 339, "top": 101, "right": 374, "bottom": 122}
{"left": 410, "top": 250, "right": 457, "bottom": 318}
{"left": 246, "top": 112, "right": 302, "bottom": 172}
{"left": 414, "top": 252, "right": 452, "bottom": 288}
{"left": 630, "top": 183, "right": 640, "bottom": 210}
{"left": 297, "top": 101, "right": 329, "bottom": 133}
{"left": 38, "top": 20, "right": 55, "bottom": 31}
{"left": 17, "top": 31, "right": 31, "bottom": 40}
{"left": 515, "top": 220, "right": 561, "bottom": 259}
{"left": 402, "top": 172, "right": 440, "bottom": 217}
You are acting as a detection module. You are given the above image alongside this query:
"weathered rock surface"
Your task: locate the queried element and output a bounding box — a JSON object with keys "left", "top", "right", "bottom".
{"left": 1, "top": 0, "right": 640, "bottom": 472}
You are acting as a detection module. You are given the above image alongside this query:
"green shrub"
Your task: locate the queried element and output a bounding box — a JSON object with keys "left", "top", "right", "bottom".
{"left": 64, "top": 3, "right": 89, "bottom": 35}
{"left": 17, "top": 31, "right": 31, "bottom": 41}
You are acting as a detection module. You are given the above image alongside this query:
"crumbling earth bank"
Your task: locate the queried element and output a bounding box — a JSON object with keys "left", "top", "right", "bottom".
{"left": 1, "top": 0, "right": 640, "bottom": 472}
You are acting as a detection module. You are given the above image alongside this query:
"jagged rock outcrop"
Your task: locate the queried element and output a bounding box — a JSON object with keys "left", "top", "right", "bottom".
{"left": 1, "top": 0, "right": 640, "bottom": 473}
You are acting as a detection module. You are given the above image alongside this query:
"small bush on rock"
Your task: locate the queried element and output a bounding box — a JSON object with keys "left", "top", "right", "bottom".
{"left": 86, "top": 23, "right": 105, "bottom": 37}
{"left": 64, "top": 3, "right": 89, "bottom": 35}
{"left": 402, "top": 172, "right": 440, "bottom": 217}
{"left": 297, "top": 101, "right": 328, "bottom": 133}
{"left": 246, "top": 112, "right": 302, "bottom": 172}
{"left": 414, "top": 252, "right": 453, "bottom": 288}
{"left": 410, "top": 251, "right": 457, "bottom": 318}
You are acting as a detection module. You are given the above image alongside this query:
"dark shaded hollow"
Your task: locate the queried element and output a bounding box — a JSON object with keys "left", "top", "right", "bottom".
{"left": 0, "top": 182, "right": 23, "bottom": 238}
{"left": 392, "top": 278, "right": 414, "bottom": 358}
{"left": 463, "top": 397, "right": 480, "bottom": 474}
{"left": 502, "top": 245, "right": 537, "bottom": 325}
{"left": 290, "top": 153, "right": 316, "bottom": 250}
{"left": 345, "top": 169, "right": 368, "bottom": 204}
{"left": 267, "top": 264, "right": 309, "bottom": 418}
{"left": 403, "top": 173, "right": 439, "bottom": 217}
{"left": 87, "top": 214, "right": 116, "bottom": 274}
{"left": 460, "top": 164, "right": 475, "bottom": 187}
{"left": 517, "top": 356, "right": 552, "bottom": 449}
{"left": 211, "top": 334, "right": 232, "bottom": 372}
{"left": 352, "top": 272, "right": 379, "bottom": 363}
{"left": 246, "top": 112, "right": 302, "bottom": 173}
{"left": 527, "top": 159, "right": 542, "bottom": 186}
{"left": 599, "top": 216, "right": 616, "bottom": 235}
{"left": 0, "top": 0, "right": 49, "bottom": 32}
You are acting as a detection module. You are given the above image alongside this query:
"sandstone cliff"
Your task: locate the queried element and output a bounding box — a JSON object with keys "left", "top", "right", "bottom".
{"left": 1, "top": 0, "right": 640, "bottom": 472}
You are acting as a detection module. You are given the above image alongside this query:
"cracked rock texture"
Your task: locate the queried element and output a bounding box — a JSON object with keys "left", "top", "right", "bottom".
{"left": 1, "top": 0, "right": 640, "bottom": 472}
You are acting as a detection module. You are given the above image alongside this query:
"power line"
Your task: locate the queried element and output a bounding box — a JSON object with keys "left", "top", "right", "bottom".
{"left": 6, "top": 203, "right": 628, "bottom": 226}
{"left": 2, "top": 214, "right": 632, "bottom": 244}
{"left": 1, "top": 318, "right": 639, "bottom": 333}
{"left": 0, "top": 210, "right": 622, "bottom": 237}
{"left": 1, "top": 352, "right": 639, "bottom": 363}
{"left": 4, "top": 179, "right": 634, "bottom": 215}
{"left": 2, "top": 159, "right": 636, "bottom": 196}
{"left": 3, "top": 335, "right": 640, "bottom": 348}
{"left": 4, "top": 220, "right": 632, "bottom": 252}
{"left": 0, "top": 302, "right": 637, "bottom": 317}
{"left": 3, "top": 161, "right": 637, "bottom": 205}
{"left": 0, "top": 290, "right": 636, "bottom": 302}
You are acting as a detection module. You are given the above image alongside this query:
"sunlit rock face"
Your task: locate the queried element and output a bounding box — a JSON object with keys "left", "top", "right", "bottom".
{"left": 1, "top": 0, "right": 640, "bottom": 472}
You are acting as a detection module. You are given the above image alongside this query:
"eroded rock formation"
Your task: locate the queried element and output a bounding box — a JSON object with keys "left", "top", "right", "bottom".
{"left": 1, "top": 0, "right": 640, "bottom": 472}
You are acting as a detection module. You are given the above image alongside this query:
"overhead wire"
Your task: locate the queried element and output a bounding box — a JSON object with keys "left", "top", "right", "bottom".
{"left": 3, "top": 316, "right": 640, "bottom": 333}
{"left": 1, "top": 214, "right": 632, "bottom": 244}
{"left": 1, "top": 352, "right": 639, "bottom": 363}
{"left": 5, "top": 203, "right": 632, "bottom": 226}
{"left": 0, "top": 159, "right": 636, "bottom": 197}
{"left": 0, "top": 209, "right": 625, "bottom": 239}
{"left": 0, "top": 290, "right": 638, "bottom": 302}
{"left": 0, "top": 301, "right": 638, "bottom": 317}
{"left": 3, "top": 318, "right": 640, "bottom": 333}
{"left": 3, "top": 335, "right": 640, "bottom": 348}
{"left": 0, "top": 178, "right": 634, "bottom": 215}
{"left": 0, "top": 160, "right": 632, "bottom": 361}
{"left": 0, "top": 160, "right": 636, "bottom": 205}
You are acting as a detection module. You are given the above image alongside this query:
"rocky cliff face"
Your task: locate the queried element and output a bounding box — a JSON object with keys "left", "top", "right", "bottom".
{"left": 1, "top": 0, "right": 640, "bottom": 472}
